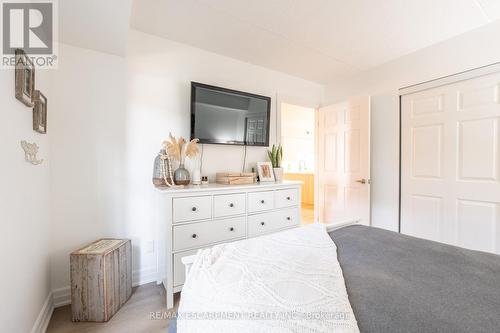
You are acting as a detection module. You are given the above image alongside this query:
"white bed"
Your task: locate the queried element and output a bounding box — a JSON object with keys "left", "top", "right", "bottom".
{"left": 176, "top": 224, "right": 359, "bottom": 333}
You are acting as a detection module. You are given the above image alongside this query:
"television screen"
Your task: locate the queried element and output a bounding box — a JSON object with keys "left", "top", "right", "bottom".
{"left": 191, "top": 82, "right": 271, "bottom": 146}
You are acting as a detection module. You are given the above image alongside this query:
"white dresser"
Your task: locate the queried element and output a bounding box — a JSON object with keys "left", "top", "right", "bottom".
{"left": 157, "top": 181, "right": 302, "bottom": 308}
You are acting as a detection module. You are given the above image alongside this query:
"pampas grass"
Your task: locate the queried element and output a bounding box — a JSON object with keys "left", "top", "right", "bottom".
{"left": 185, "top": 138, "right": 200, "bottom": 158}
{"left": 163, "top": 133, "right": 199, "bottom": 163}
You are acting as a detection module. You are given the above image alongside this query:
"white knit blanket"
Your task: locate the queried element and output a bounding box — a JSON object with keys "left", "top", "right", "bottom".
{"left": 177, "top": 224, "right": 359, "bottom": 333}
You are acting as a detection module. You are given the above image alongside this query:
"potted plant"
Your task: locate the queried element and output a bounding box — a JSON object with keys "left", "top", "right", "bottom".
{"left": 268, "top": 144, "right": 284, "bottom": 182}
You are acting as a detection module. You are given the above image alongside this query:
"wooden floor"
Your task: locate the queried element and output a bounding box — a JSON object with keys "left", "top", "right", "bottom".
{"left": 301, "top": 203, "right": 314, "bottom": 224}
{"left": 47, "top": 283, "right": 179, "bottom": 333}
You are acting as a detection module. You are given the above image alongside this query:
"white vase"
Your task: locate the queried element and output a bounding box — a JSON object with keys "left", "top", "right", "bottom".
{"left": 273, "top": 167, "right": 284, "bottom": 182}
{"left": 192, "top": 168, "right": 202, "bottom": 185}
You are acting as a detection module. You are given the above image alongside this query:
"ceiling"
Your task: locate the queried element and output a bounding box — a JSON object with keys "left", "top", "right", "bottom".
{"left": 59, "top": 0, "right": 500, "bottom": 84}
{"left": 130, "top": 0, "right": 500, "bottom": 84}
{"left": 59, "top": 0, "right": 133, "bottom": 56}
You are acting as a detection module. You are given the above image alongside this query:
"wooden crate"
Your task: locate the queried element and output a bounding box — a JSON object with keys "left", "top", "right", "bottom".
{"left": 216, "top": 172, "right": 255, "bottom": 185}
{"left": 70, "top": 239, "right": 132, "bottom": 322}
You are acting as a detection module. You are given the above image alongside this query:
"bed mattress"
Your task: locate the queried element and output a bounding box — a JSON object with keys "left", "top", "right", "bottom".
{"left": 169, "top": 225, "right": 500, "bottom": 332}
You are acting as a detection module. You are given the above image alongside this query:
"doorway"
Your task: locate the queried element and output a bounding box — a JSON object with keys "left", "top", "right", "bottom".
{"left": 280, "top": 103, "right": 316, "bottom": 224}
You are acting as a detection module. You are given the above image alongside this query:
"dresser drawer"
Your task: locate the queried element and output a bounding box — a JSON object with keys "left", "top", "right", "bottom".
{"left": 247, "top": 211, "right": 279, "bottom": 236}
{"left": 248, "top": 191, "right": 274, "bottom": 213}
{"left": 275, "top": 208, "right": 300, "bottom": 229}
{"left": 173, "top": 217, "right": 246, "bottom": 251}
{"left": 248, "top": 208, "right": 299, "bottom": 237}
{"left": 214, "top": 193, "right": 246, "bottom": 218}
{"left": 173, "top": 249, "right": 197, "bottom": 287}
{"left": 173, "top": 196, "right": 212, "bottom": 223}
{"left": 275, "top": 188, "right": 299, "bottom": 208}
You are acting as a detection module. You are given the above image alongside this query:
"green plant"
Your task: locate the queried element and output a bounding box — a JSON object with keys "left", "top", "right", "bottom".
{"left": 267, "top": 144, "right": 283, "bottom": 168}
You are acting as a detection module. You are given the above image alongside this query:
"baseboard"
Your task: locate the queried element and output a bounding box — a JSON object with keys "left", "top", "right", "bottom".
{"left": 30, "top": 292, "right": 54, "bottom": 333}
{"left": 52, "top": 267, "right": 159, "bottom": 308}
{"left": 52, "top": 286, "right": 71, "bottom": 308}
{"left": 325, "top": 219, "right": 361, "bottom": 232}
{"left": 132, "top": 266, "right": 158, "bottom": 287}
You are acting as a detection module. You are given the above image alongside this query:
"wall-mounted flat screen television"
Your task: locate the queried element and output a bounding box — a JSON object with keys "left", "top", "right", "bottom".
{"left": 190, "top": 82, "right": 271, "bottom": 146}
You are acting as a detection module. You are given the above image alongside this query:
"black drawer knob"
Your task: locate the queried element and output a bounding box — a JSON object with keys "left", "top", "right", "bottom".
{"left": 192, "top": 207, "right": 197, "bottom": 212}
{"left": 229, "top": 227, "right": 234, "bottom": 232}
{"left": 287, "top": 197, "right": 291, "bottom": 200}
{"left": 287, "top": 217, "right": 291, "bottom": 221}
{"left": 229, "top": 203, "right": 234, "bottom": 207}
{"left": 260, "top": 222, "right": 265, "bottom": 226}
{"left": 261, "top": 200, "right": 265, "bottom": 204}
{"left": 192, "top": 234, "right": 197, "bottom": 238}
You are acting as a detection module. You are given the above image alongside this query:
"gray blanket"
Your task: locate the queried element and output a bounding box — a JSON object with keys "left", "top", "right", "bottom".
{"left": 169, "top": 225, "right": 500, "bottom": 332}
{"left": 332, "top": 225, "right": 500, "bottom": 333}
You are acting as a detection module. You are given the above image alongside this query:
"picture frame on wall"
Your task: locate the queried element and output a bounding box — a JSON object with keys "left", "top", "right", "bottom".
{"left": 257, "top": 162, "right": 275, "bottom": 182}
{"left": 15, "top": 49, "right": 35, "bottom": 107}
{"left": 33, "top": 90, "right": 47, "bottom": 134}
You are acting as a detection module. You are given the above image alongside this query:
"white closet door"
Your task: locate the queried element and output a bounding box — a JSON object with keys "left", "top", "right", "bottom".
{"left": 401, "top": 72, "right": 500, "bottom": 254}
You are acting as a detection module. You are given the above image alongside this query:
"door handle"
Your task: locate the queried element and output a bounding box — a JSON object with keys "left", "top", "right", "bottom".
{"left": 355, "top": 179, "right": 370, "bottom": 184}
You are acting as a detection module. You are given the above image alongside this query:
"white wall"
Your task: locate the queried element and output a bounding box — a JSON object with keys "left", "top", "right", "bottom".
{"left": 127, "top": 30, "right": 324, "bottom": 180}
{"left": 49, "top": 44, "right": 129, "bottom": 293}
{"left": 325, "top": 20, "right": 500, "bottom": 231}
{"left": 0, "top": 66, "right": 51, "bottom": 331}
{"left": 48, "top": 31, "right": 324, "bottom": 294}
{"left": 369, "top": 94, "right": 400, "bottom": 231}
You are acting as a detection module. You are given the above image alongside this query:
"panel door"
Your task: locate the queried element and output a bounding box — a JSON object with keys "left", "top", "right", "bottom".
{"left": 245, "top": 116, "right": 265, "bottom": 144}
{"left": 317, "top": 96, "right": 371, "bottom": 225}
{"left": 401, "top": 72, "right": 500, "bottom": 254}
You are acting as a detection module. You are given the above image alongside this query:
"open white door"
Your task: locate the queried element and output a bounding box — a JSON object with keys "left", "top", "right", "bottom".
{"left": 317, "top": 96, "right": 371, "bottom": 226}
